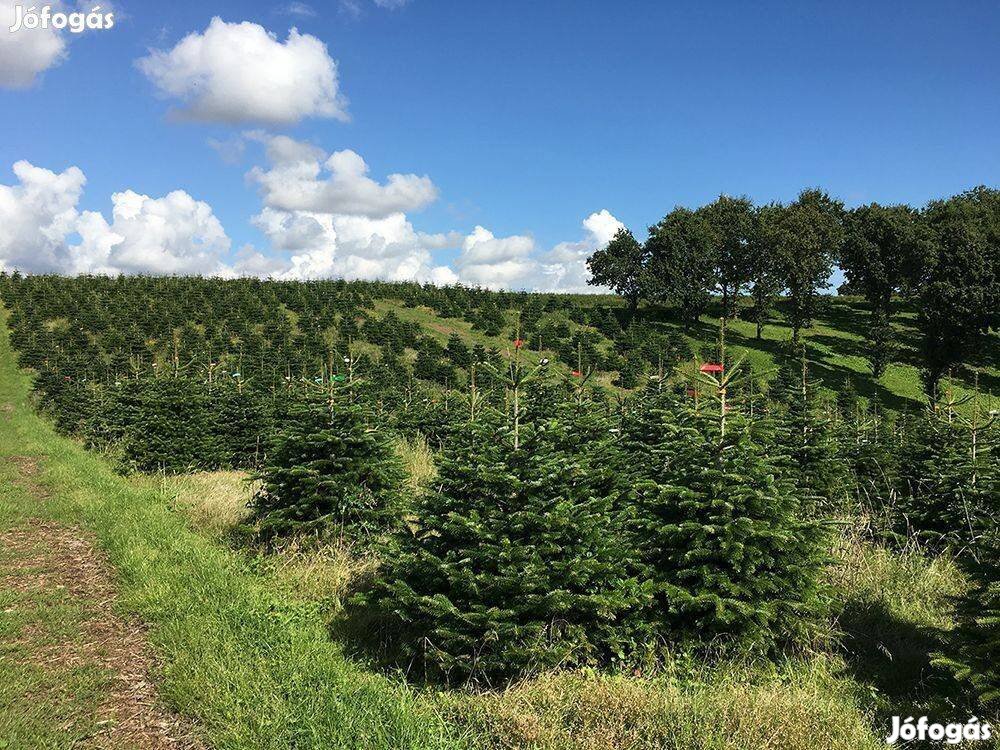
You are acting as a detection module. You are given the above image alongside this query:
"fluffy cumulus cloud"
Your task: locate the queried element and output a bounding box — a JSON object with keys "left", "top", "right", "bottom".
{"left": 448, "top": 210, "right": 623, "bottom": 292}
{"left": 453, "top": 226, "right": 537, "bottom": 289}
{"left": 538, "top": 209, "right": 624, "bottom": 292}
{"left": 77, "top": 190, "right": 231, "bottom": 275}
{"left": 250, "top": 206, "right": 457, "bottom": 284}
{"left": 249, "top": 135, "right": 437, "bottom": 218}
{"left": 136, "top": 17, "right": 346, "bottom": 126}
{"left": 0, "top": 161, "right": 84, "bottom": 272}
{"left": 0, "top": 150, "right": 622, "bottom": 292}
{"left": 0, "top": 161, "right": 231, "bottom": 276}
{"left": 239, "top": 134, "right": 453, "bottom": 283}
{"left": 0, "top": 1, "right": 68, "bottom": 88}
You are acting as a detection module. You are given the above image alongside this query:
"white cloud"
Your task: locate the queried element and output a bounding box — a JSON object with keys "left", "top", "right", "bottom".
{"left": 84, "top": 190, "right": 231, "bottom": 275}
{"left": 279, "top": 2, "right": 317, "bottom": 17}
{"left": 251, "top": 206, "right": 456, "bottom": 283}
{"left": 453, "top": 226, "right": 538, "bottom": 290}
{"left": 582, "top": 208, "right": 626, "bottom": 246}
{"left": 0, "top": 161, "right": 231, "bottom": 276}
{"left": 539, "top": 209, "right": 624, "bottom": 292}
{"left": 0, "top": 155, "right": 621, "bottom": 294}
{"left": 248, "top": 135, "right": 437, "bottom": 218}
{"left": 203, "top": 135, "right": 451, "bottom": 283}
{"left": 0, "top": 1, "right": 67, "bottom": 88}
{"left": 449, "top": 211, "right": 623, "bottom": 292}
{"left": 0, "top": 161, "right": 84, "bottom": 271}
{"left": 231, "top": 243, "right": 287, "bottom": 277}
{"left": 207, "top": 136, "right": 247, "bottom": 165}
{"left": 136, "top": 17, "right": 347, "bottom": 126}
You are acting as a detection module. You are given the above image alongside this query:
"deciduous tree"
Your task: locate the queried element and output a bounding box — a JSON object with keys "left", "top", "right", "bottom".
{"left": 841, "top": 203, "right": 930, "bottom": 377}
{"left": 644, "top": 208, "right": 715, "bottom": 328}
{"left": 587, "top": 228, "right": 648, "bottom": 321}
{"left": 769, "top": 190, "right": 845, "bottom": 343}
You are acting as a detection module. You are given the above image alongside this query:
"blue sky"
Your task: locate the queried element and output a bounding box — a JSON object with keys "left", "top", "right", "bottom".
{"left": 0, "top": 0, "right": 998, "bottom": 288}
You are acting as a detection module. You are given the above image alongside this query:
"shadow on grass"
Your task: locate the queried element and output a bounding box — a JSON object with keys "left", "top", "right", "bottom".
{"left": 837, "top": 599, "right": 972, "bottom": 721}
{"left": 805, "top": 352, "right": 919, "bottom": 413}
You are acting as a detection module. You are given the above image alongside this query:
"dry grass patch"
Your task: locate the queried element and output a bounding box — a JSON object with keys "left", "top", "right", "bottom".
{"left": 446, "top": 656, "right": 880, "bottom": 750}
{"left": 825, "top": 526, "right": 968, "bottom": 630}
{"left": 133, "top": 471, "right": 256, "bottom": 538}
{"left": 265, "top": 537, "right": 377, "bottom": 609}
{"left": 395, "top": 434, "right": 437, "bottom": 494}
{"left": 133, "top": 470, "right": 374, "bottom": 610}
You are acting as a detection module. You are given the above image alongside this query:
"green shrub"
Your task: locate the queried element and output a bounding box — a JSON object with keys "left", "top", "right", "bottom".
{"left": 623, "top": 391, "right": 827, "bottom": 650}
{"left": 938, "top": 542, "right": 1000, "bottom": 707}
{"left": 111, "top": 378, "right": 224, "bottom": 472}
{"left": 894, "top": 412, "right": 997, "bottom": 552}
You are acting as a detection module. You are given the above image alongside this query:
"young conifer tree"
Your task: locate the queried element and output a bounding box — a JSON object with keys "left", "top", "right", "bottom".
{"left": 623, "top": 380, "right": 826, "bottom": 650}
{"left": 834, "top": 388, "right": 899, "bottom": 524}
{"left": 250, "top": 392, "right": 405, "bottom": 543}
{"left": 895, "top": 389, "right": 997, "bottom": 552}
{"left": 112, "top": 378, "right": 221, "bottom": 472}
{"left": 362, "top": 398, "right": 642, "bottom": 686}
{"left": 770, "top": 350, "right": 848, "bottom": 515}
{"left": 937, "top": 537, "right": 1000, "bottom": 708}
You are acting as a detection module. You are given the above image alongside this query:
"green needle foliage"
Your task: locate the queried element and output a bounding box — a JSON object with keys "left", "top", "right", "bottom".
{"left": 624, "top": 390, "right": 827, "bottom": 650}
{"left": 112, "top": 378, "right": 224, "bottom": 472}
{"left": 770, "top": 353, "right": 849, "bottom": 515}
{"left": 250, "top": 394, "right": 405, "bottom": 543}
{"left": 361, "top": 413, "right": 644, "bottom": 686}
{"left": 895, "top": 404, "right": 998, "bottom": 553}
{"left": 938, "top": 541, "right": 1000, "bottom": 708}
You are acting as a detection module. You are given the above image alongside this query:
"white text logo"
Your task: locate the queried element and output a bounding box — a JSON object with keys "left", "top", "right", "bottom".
{"left": 8, "top": 5, "right": 115, "bottom": 34}
{"left": 886, "top": 716, "right": 992, "bottom": 744}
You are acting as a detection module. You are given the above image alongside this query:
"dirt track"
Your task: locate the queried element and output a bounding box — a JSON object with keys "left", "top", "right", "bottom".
{"left": 2, "top": 456, "right": 203, "bottom": 749}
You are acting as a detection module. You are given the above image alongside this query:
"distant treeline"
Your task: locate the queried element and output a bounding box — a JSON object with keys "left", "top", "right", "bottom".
{"left": 588, "top": 186, "right": 1000, "bottom": 397}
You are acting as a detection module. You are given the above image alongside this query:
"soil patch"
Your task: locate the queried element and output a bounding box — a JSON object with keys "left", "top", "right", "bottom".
{"left": 0, "top": 520, "right": 204, "bottom": 749}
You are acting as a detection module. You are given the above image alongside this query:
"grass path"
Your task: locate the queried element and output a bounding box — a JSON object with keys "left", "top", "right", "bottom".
{"left": 0, "top": 515, "right": 203, "bottom": 749}
{"left": 0, "top": 307, "right": 465, "bottom": 749}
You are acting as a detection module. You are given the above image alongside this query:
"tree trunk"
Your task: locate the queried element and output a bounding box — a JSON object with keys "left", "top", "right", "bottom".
{"left": 626, "top": 293, "right": 639, "bottom": 324}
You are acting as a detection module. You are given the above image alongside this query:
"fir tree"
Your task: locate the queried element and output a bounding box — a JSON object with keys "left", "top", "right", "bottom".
{"left": 360, "top": 412, "right": 643, "bottom": 685}
{"left": 937, "top": 539, "right": 1000, "bottom": 708}
{"left": 770, "top": 352, "right": 849, "bottom": 514}
{"left": 623, "top": 388, "right": 826, "bottom": 649}
{"left": 250, "top": 394, "right": 405, "bottom": 542}
{"left": 894, "top": 394, "right": 997, "bottom": 553}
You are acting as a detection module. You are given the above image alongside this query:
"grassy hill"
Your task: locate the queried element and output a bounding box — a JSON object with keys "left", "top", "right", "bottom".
{"left": 370, "top": 294, "right": 999, "bottom": 412}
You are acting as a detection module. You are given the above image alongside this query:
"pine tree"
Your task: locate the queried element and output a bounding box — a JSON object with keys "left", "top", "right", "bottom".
{"left": 623, "top": 388, "right": 826, "bottom": 649}
{"left": 615, "top": 352, "right": 646, "bottom": 389}
{"left": 937, "top": 539, "right": 1000, "bottom": 708}
{"left": 360, "top": 410, "right": 642, "bottom": 686}
{"left": 894, "top": 394, "right": 997, "bottom": 553}
{"left": 250, "top": 394, "right": 405, "bottom": 543}
{"left": 110, "top": 378, "right": 222, "bottom": 472}
{"left": 770, "top": 352, "right": 849, "bottom": 514}
{"left": 834, "top": 389, "right": 899, "bottom": 525}
{"left": 210, "top": 381, "right": 270, "bottom": 469}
